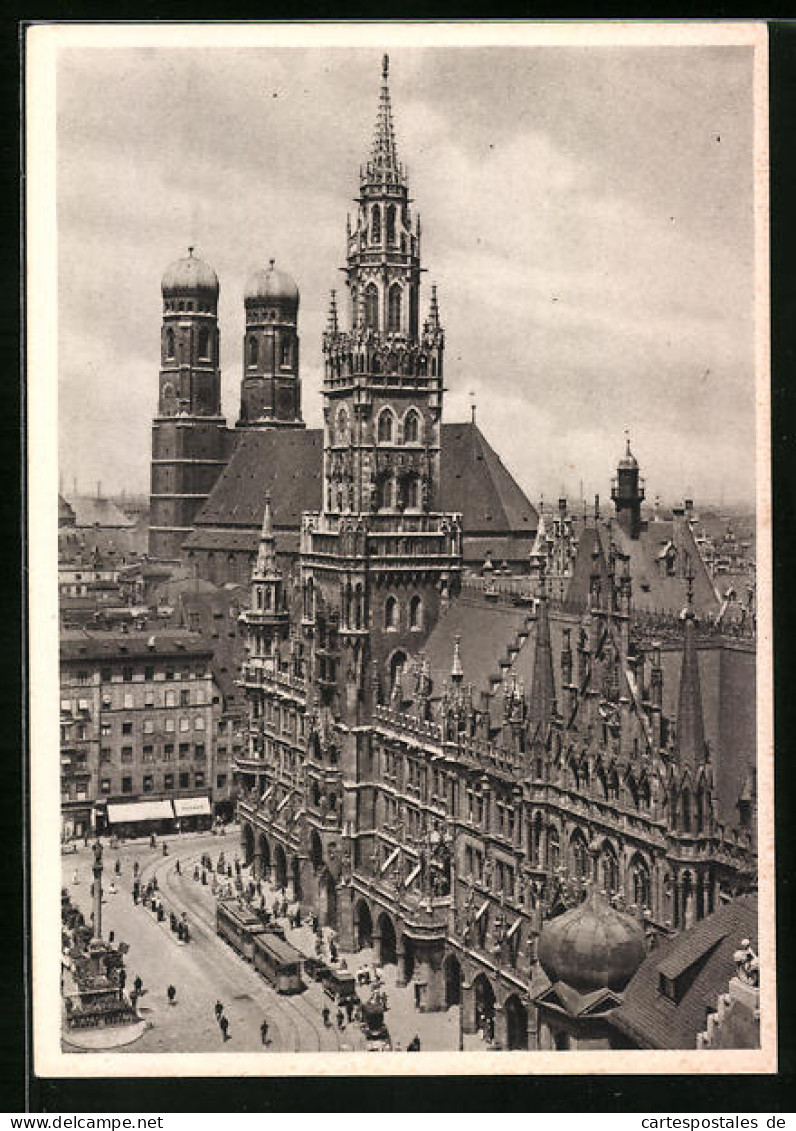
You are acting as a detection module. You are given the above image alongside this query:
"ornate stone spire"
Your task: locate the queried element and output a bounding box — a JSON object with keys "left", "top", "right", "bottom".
{"left": 368, "top": 54, "right": 402, "bottom": 185}
{"left": 677, "top": 568, "right": 707, "bottom": 768}
{"left": 528, "top": 570, "right": 556, "bottom": 731}
{"left": 451, "top": 633, "right": 463, "bottom": 684}
{"left": 326, "top": 289, "right": 339, "bottom": 334}
{"left": 255, "top": 493, "right": 278, "bottom": 578}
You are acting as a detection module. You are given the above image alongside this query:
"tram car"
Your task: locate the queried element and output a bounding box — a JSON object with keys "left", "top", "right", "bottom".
{"left": 215, "top": 898, "right": 267, "bottom": 962}
{"left": 252, "top": 933, "right": 305, "bottom": 995}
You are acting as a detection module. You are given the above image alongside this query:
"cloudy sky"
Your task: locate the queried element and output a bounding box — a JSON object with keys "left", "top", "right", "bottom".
{"left": 56, "top": 39, "right": 758, "bottom": 507}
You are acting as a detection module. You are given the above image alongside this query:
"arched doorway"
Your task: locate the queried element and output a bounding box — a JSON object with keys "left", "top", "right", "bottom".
{"left": 377, "top": 912, "right": 397, "bottom": 966}
{"left": 258, "top": 834, "right": 271, "bottom": 881}
{"left": 242, "top": 824, "right": 254, "bottom": 867}
{"left": 444, "top": 954, "right": 462, "bottom": 1007}
{"left": 402, "top": 935, "right": 415, "bottom": 983}
{"left": 291, "top": 855, "right": 302, "bottom": 903}
{"left": 319, "top": 870, "right": 337, "bottom": 929}
{"left": 354, "top": 900, "right": 373, "bottom": 950}
{"left": 505, "top": 995, "right": 529, "bottom": 1050}
{"left": 473, "top": 974, "right": 496, "bottom": 1042}
{"left": 274, "top": 844, "right": 288, "bottom": 891}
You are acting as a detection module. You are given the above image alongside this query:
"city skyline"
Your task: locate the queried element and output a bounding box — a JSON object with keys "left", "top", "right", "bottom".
{"left": 57, "top": 43, "right": 758, "bottom": 508}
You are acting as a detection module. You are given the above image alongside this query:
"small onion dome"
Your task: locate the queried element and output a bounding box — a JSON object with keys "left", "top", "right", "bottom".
{"left": 244, "top": 259, "right": 299, "bottom": 306}
{"left": 161, "top": 248, "right": 219, "bottom": 298}
{"left": 537, "top": 892, "right": 646, "bottom": 994}
{"left": 618, "top": 438, "right": 639, "bottom": 471}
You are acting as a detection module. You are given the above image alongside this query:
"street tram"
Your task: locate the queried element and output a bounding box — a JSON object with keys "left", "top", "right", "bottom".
{"left": 251, "top": 933, "right": 305, "bottom": 995}
{"left": 215, "top": 898, "right": 267, "bottom": 962}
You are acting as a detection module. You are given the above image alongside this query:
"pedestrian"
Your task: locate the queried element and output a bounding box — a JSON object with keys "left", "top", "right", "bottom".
{"left": 194, "top": 865, "right": 200, "bottom": 881}
{"left": 260, "top": 1018, "right": 269, "bottom": 1045}
{"left": 167, "top": 984, "right": 176, "bottom": 1005}
{"left": 336, "top": 1008, "right": 345, "bottom": 1030}
{"left": 133, "top": 860, "right": 140, "bottom": 878}
{"left": 163, "top": 842, "right": 169, "bottom": 856}
{"left": 133, "top": 975, "right": 143, "bottom": 995}
{"left": 202, "top": 870, "right": 207, "bottom": 886}
{"left": 330, "top": 940, "right": 338, "bottom": 963}
{"left": 219, "top": 1014, "right": 230, "bottom": 1042}
{"left": 177, "top": 922, "right": 184, "bottom": 941}
{"left": 114, "top": 858, "right": 121, "bottom": 875}
{"left": 322, "top": 1005, "right": 331, "bottom": 1028}
{"left": 108, "top": 929, "right": 115, "bottom": 944}
{"left": 215, "top": 1000, "right": 224, "bottom": 1022}
{"left": 345, "top": 999, "right": 354, "bottom": 1023}
{"left": 175, "top": 859, "right": 181, "bottom": 875}
{"left": 72, "top": 868, "right": 79, "bottom": 885}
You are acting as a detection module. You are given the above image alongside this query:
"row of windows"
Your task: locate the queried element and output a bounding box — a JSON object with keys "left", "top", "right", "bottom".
{"left": 384, "top": 594, "right": 423, "bottom": 631}
{"left": 112, "top": 742, "right": 205, "bottom": 762}
{"left": 165, "top": 327, "right": 213, "bottom": 360}
{"left": 163, "top": 299, "right": 214, "bottom": 313}
{"left": 367, "top": 203, "right": 406, "bottom": 247}
{"left": 247, "top": 336, "right": 293, "bottom": 367}
{"left": 330, "top": 405, "right": 424, "bottom": 446}
{"left": 103, "top": 770, "right": 206, "bottom": 795}
{"left": 100, "top": 714, "right": 206, "bottom": 737}
{"left": 70, "top": 664, "right": 206, "bottom": 685}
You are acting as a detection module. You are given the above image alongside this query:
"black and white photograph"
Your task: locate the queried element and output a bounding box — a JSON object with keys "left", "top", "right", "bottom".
{"left": 26, "top": 21, "right": 772, "bottom": 1076}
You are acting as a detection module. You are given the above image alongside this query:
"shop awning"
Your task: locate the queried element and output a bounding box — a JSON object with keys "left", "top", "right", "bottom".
{"left": 107, "top": 800, "right": 175, "bottom": 824}
{"left": 174, "top": 796, "right": 211, "bottom": 818}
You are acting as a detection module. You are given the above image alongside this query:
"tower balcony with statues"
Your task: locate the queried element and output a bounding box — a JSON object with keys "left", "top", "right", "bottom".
{"left": 322, "top": 326, "right": 444, "bottom": 394}
{"left": 300, "top": 509, "right": 463, "bottom": 571}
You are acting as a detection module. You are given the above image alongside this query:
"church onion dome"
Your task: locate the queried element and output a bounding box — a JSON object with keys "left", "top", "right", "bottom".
{"left": 618, "top": 437, "right": 639, "bottom": 471}
{"left": 161, "top": 248, "right": 219, "bottom": 298}
{"left": 537, "top": 892, "right": 646, "bottom": 994}
{"left": 244, "top": 259, "right": 300, "bottom": 307}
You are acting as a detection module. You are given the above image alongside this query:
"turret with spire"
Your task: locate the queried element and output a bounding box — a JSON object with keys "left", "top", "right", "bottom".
{"left": 528, "top": 565, "right": 556, "bottom": 739}
{"left": 677, "top": 568, "right": 707, "bottom": 770}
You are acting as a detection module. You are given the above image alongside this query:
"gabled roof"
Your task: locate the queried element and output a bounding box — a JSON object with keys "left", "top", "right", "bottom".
{"left": 421, "top": 591, "right": 533, "bottom": 701}
{"left": 610, "top": 894, "right": 758, "bottom": 1050}
{"left": 191, "top": 429, "right": 324, "bottom": 530}
{"left": 66, "top": 496, "right": 136, "bottom": 529}
{"left": 563, "top": 518, "right": 719, "bottom": 618}
{"left": 536, "top": 981, "right": 623, "bottom": 1018}
{"left": 185, "top": 422, "right": 538, "bottom": 557}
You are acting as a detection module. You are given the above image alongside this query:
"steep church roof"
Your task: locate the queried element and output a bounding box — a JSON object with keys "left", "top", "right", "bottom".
{"left": 184, "top": 421, "right": 538, "bottom": 560}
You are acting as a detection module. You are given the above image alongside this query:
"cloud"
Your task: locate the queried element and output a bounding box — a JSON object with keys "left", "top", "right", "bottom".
{"left": 55, "top": 44, "right": 758, "bottom": 507}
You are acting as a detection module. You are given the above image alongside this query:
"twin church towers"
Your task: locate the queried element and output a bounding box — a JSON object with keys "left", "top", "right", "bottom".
{"left": 150, "top": 55, "right": 444, "bottom": 562}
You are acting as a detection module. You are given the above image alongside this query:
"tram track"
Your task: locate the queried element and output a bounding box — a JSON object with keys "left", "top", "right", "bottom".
{"left": 138, "top": 846, "right": 346, "bottom": 1055}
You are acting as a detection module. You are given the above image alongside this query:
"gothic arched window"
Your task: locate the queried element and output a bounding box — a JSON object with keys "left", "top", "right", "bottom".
{"left": 388, "top": 284, "right": 402, "bottom": 333}
{"left": 405, "top": 476, "right": 420, "bottom": 509}
{"left": 248, "top": 336, "right": 259, "bottom": 366}
{"left": 409, "top": 594, "right": 423, "bottom": 630}
{"left": 165, "top": 329, "right": 175, "bottom": 359}
{"left": 386, "top": 204, "right": 396, "bottom": 245}
{"left": 385, "top": 596, "right": 398, "bottom": 630}
{"left": 377, "top": 409, "right": 393, "bottom": 443}
{"left": 404, "top": 409, "right": 420, "bottom": 443}
{"left": 197, "top": 328, "right": 210, "bottom": 360}
{"left": 371, "top": 205, "right": 381, "bottom": 244}
{"left": 365, "top": 284, "right": 379, "bottom": 331}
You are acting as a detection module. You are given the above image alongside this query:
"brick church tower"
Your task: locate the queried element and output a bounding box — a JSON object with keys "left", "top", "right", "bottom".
{"left": 236, "top": 259, "right": 305, "bottom": 429}
{"left": 149, "top": 249, "right": 228, "bottom": 559}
